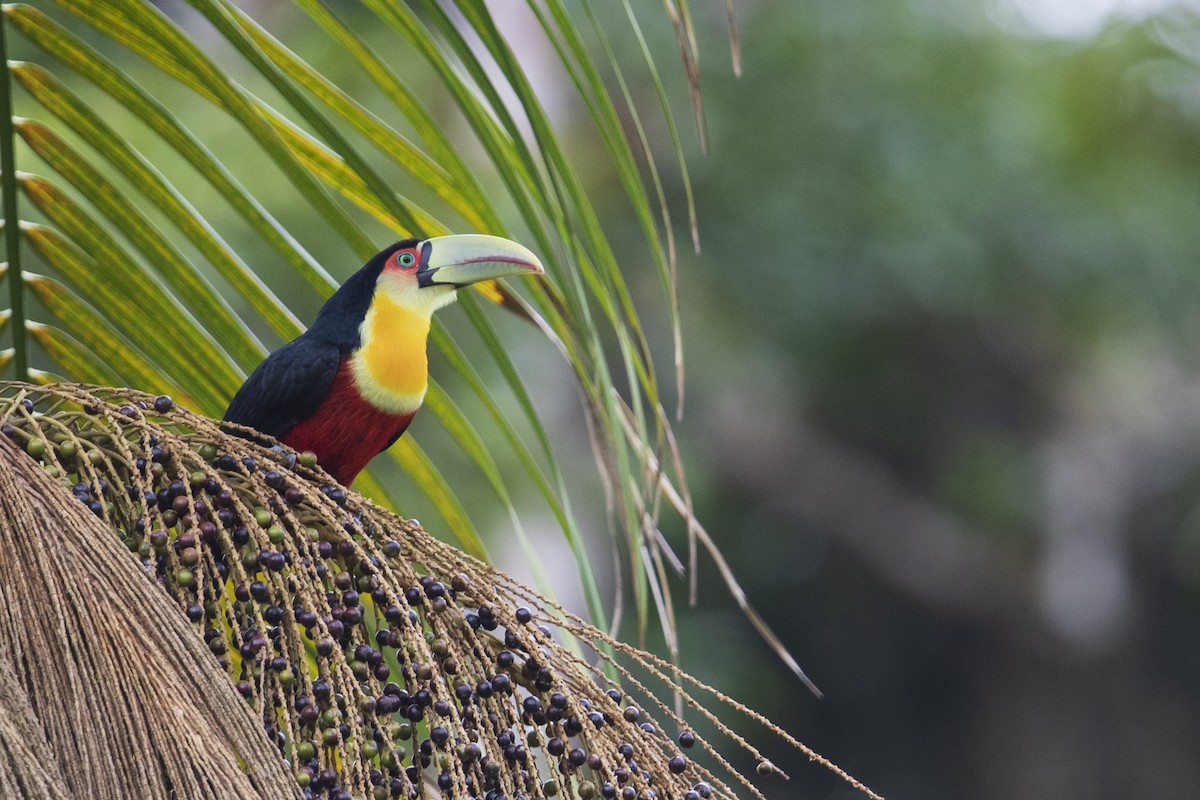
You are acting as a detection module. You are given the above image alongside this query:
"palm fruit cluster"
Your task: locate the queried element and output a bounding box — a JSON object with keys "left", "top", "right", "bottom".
{"left": 0, "top": 383, "right": 877, "bottom": 800}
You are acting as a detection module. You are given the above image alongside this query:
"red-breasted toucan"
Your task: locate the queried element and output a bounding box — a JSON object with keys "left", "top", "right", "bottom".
{"left": 223, "top": 235, "right": 544, "bottom": 485}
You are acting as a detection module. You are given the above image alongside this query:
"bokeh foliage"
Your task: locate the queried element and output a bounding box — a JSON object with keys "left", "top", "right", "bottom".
{"left": 609, "top": 3, "right": 1200, "bottom": 798}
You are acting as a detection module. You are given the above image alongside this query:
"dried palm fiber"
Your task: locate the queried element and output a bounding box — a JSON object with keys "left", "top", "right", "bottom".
{"left": 0, "top": 656, "right": 70, "bottom": 800}
{"left": 0, "top": 430, "right": 303, "bottom": 799}
{"left": 0, "top": 382, "right": 882, "bottom": 800}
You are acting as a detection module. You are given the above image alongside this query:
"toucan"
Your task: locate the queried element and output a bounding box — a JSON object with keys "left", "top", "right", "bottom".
{"left": 224, "top": 234, "right": 544, "bottom": 485}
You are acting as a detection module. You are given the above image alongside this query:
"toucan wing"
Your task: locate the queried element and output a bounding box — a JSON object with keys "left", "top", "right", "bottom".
{"left": 223, "top": 336, "right": 342, "bottom": 441}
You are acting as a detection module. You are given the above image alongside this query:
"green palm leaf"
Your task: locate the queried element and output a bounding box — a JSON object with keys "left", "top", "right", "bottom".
{"left": 0, "top": 0, "right": 815, "bottom": 704}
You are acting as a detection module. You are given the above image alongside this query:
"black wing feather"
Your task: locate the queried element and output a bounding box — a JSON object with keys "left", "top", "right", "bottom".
{"left": 223, "top": 335, "right": 342, "bottom": 440}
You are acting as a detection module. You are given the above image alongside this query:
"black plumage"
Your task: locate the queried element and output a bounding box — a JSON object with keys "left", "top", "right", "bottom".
{"left": 223, "top": 240, "right": 417, "bottom": 440}
{"left": 222, "top": 339, "right": 341, "bottom": 441}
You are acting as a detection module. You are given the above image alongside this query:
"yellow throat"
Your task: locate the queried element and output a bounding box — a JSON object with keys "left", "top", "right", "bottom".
{"left": 350, "top": 293, "right": 432, "bottom": 415}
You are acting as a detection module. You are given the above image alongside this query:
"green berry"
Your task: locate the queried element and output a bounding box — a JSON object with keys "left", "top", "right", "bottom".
{"left": 25, "top": 438, "right": 45, "bottom": 458}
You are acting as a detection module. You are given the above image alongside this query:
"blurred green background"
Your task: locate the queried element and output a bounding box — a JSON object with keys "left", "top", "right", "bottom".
{"left": 554, "top": 1, "right": 1200, "bottom": 797}
{"left": 11, "top": 0, "right": 1200, "bottom": 797}
{"left": 639, "top": 2, "right": 1200, "bottom": 798}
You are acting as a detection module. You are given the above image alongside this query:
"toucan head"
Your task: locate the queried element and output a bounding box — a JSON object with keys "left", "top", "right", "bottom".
{"left": 375, "top": 234, "right": 544, "bottom": 316}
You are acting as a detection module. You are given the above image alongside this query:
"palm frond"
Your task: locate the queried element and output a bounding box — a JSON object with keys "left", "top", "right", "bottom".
{"left": 0, "top": 0, "right": 815, "bottom": 713}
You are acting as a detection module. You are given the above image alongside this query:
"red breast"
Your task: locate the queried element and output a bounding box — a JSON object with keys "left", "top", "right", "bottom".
{"left": 283, "top": 360, "right": 415, "bottom": 485}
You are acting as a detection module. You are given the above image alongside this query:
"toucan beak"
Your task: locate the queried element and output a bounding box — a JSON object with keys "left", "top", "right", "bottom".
{"left": 416, "top": 234, "right": 544, "bottom": 289}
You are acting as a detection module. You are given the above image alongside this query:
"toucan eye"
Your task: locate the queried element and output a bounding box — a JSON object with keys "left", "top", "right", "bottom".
{"left": 397, "top": 251, "right": 417, "bottom": 268}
